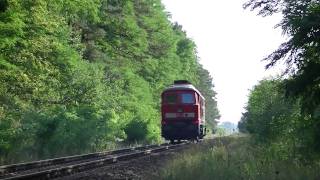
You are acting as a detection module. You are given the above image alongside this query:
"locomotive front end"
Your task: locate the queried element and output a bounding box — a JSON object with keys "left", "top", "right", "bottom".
{"left": 161, "top": 80, "right": 206, "bottom": 142}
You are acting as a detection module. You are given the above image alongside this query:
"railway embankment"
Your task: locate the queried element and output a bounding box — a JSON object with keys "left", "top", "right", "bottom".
{"left": 5, "top": 136, "right": 318, "bottom": 180}
{"left": 58, "top": 138, "right": 221, "bottom": 180}
{"left": 58, "top": 143, "right": 185, "bottom": 180}
{"left": 0, "top": 142, "right": 189, "bottom": 180}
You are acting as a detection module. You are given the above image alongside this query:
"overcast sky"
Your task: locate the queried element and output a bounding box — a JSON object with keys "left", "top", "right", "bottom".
{"left": 162, "top": 0, "right": 285, "bottom": 124}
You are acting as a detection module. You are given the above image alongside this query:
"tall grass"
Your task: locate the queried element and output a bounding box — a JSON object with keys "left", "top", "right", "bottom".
{"left": 162, "top": 137, "right": 320, "bottom": 180}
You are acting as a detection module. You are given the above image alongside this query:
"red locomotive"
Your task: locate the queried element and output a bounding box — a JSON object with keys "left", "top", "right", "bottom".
{"left": 161, "top": 80, "right": 206, "bottom": 142}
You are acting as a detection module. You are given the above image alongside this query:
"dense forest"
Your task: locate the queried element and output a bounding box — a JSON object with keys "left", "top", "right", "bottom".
{"left": 239, "top": 0, "right": 320, "bottom": 161}
{"left": 0, "top": 0, "right": 219, "bottom": 164}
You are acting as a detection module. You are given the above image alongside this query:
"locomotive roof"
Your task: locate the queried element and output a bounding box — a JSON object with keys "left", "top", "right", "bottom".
{"left": 163, "top": 84, "right": 205, "bottom": 99}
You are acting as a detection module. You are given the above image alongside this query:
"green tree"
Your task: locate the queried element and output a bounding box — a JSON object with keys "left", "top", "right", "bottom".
{"left": 195, "top": 65, "right": 220, "bottom": 130}
{"left": 244, "top": 0, "right": 320, "bottom": 152}
{"left": 239, "top": 78, "right": 320, "bottom": 159}
{"left": 0, "top": 0, "right": 219, "bottom": 164}
{"left": 244, "top": 0, "right": 320, "bottom": 113}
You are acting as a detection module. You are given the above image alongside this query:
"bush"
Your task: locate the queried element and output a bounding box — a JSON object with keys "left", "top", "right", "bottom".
{"left": 124, "top": 120, "right": 148, "bottom": 142}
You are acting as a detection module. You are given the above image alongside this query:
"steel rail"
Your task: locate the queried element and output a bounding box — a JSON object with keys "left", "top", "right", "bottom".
{"left": 0, "top": 142, "right": 186, "bottom": 180}
{"left": 0, "top": 144, "right": 165, "bottom": 178}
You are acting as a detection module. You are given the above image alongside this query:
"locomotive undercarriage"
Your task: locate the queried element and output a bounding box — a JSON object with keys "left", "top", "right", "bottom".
{"left": 162, "top": 120, "right": 205, "bottom": 142}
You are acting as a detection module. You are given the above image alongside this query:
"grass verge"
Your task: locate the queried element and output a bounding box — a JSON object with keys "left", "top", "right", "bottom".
{"left": 161, "top": 136, "right": 320, "bottom": 180}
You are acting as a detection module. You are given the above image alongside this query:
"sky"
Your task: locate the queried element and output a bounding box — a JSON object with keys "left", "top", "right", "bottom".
{"left": 162, "top": 0, "right": 285, "bottom": 124}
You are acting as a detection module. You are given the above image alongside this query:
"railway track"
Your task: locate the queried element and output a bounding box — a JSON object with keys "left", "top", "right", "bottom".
{"left": 0, "top": 142, "right": 189, "bottom": 180}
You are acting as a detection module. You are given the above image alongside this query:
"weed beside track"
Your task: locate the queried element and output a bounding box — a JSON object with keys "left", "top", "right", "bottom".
{"left": 162, "top": 136, "right": 320, "bottom": 180}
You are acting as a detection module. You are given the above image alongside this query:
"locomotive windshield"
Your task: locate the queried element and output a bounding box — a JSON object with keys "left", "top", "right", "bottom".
{"left": 163, "top": 92, "right": 195, "bottom": 104}
{"left": 164, "top": 93, "right": 178, "bottom": 104}
{"left": 181, "top": 93, "right": 195, "bottom": 104}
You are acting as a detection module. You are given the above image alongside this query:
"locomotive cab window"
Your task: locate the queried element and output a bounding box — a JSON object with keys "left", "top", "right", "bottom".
{"left": 164, "top": 94, "right": 177, "bottom": 104}
{"left": 181, "top": 93, "right": 195, "bottom": 104}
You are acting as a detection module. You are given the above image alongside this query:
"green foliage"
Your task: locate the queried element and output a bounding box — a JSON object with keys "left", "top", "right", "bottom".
{"left": 124, "top": 120, "right": 148, "bottom": 142}
{"left": 0, "top": 0, "right": 219, "bottom": 164}
{"left": 244, "top": 0, "right": 320, "bottom": 151}
{"left": 195, "top": 65, "right": 220, "bottom": 130}
{"left": 242, "top": 79, "right": 298, "bottom": 142}
{"left": 162, "top": 137, "right": 320, "bottom": 180}
{"left": 241, "top": 0, "right": 320, "bottom": 165}
{"left": 239, "top": 78, "right": 320, "bottom": 160}
{"left": 215, "top": 128, "right": 227, "bottom": 137}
